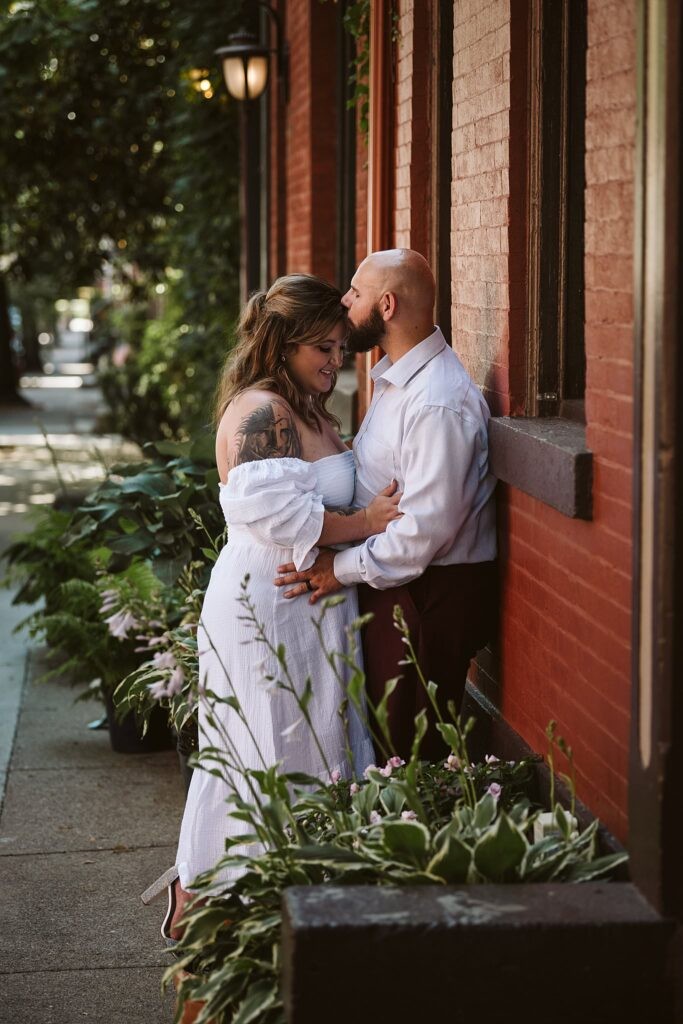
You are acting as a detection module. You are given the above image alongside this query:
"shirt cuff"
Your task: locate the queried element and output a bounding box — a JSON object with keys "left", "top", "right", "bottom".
{"left": 333, "top": 546, "right": 362, "bottom": 586}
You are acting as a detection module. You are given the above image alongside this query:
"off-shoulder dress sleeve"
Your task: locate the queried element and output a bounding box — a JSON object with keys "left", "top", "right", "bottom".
{"left": 219, "top": 458, "right": 324, "bottom": 570}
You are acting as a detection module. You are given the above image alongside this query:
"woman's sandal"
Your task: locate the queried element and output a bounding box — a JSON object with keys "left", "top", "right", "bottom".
{"left": 141, "top": 865, "right": 181, "bottom": 950}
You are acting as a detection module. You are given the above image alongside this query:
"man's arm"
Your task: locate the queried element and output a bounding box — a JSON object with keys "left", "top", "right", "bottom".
{"left": 334, "top": 404, "right": 492, "bottom": 589}
{"left": 275, "top": 404, "right": 493, "bottom": 601}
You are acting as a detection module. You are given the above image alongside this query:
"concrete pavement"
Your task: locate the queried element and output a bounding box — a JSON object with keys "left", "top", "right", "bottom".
{"left": 0, "top": 375, "right": 184, "bottom": 1023}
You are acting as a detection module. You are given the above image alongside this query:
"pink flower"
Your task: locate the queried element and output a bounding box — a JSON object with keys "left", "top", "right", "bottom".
{"left": 105, "top": 609, "right": 139, "bottom": 640}
{"left": 445, "top": 754, "right": 461, "bottom": 771}
{"left": 369, "top": 810, "right": 382, "bottom": 824}
{"left": 330, "top": 769, "right": 342, "bottom": 784}
{"left": 147, "top": 680, "right": 169, "bottom": 701}
{"left": 487, "top": 782, "right": 502, "bottom": 799}
{"left": 349, "top": 782, "right": 360, "bottom": 795}
{"left": 387, "top": 756, "right": 405, "bottom": 769}
{"left": 379, "top": 764, "right": 393, "bottom": 777}
{"left": 167, "top": 665, "right": 185, "bottom": 696}
{"left": 401, "top": 810, "right": 418, "bottom": 821}
{"left": 152, "top": 650, "right": 177, "bottom": 670}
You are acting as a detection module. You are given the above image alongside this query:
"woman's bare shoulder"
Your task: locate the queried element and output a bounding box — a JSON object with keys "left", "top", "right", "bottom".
{"left": 221, "top": 389, "right": 302, "bottom": 468}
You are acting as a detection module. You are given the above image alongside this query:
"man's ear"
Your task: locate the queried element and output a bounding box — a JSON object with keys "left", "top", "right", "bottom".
{"left": 379, "top": 291, "right": 397, "bottom": 321}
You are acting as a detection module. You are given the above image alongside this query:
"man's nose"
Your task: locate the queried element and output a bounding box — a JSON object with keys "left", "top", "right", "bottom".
{"left": 341, "top": 289, "right": 352, "bottom": 309}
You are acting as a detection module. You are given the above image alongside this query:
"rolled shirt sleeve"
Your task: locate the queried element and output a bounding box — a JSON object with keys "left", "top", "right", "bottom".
{"left": 333, "top": 405, "right": 494, "bottom": 589}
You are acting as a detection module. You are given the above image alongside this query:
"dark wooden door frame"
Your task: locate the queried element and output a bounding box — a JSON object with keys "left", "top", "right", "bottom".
{"left": 629, "top": 0, "right": 683, "bottom": 939}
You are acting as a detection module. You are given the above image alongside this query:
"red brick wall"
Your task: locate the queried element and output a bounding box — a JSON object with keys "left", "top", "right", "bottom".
{"left": 284, "top": 0, "right": 337, "bottom": 278}
{"left": 453, "top": 0, "right": 636, "bottom": 842}
{"left": 452, "top": 0, "right": 514, "bottom": 414}
{"left": 394, "top": 0, "right": 431, "bottom": 257}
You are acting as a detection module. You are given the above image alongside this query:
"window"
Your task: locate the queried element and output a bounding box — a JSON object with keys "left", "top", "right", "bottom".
{"left": 527, "top": 0, "right": 587, "bottom": 420}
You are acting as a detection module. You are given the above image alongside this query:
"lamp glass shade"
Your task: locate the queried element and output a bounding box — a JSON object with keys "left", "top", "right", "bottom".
{"left": 222, "top": 54, "right": 269, "bottom": 100}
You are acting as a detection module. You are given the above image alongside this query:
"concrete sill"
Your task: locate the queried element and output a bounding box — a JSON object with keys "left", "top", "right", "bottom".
{"left": 488, "top": 416, "right": 593, "bottom": 519}
{"left": 282, "top": 883, "right": 672, "bottom": 1024}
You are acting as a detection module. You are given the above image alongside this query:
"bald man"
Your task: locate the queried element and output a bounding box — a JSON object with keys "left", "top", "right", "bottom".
{"left": 276, "top": 249, "right": 497, "bottom": 760}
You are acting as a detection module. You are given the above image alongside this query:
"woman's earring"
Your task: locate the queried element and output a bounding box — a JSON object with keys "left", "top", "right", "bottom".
{"left": 280, "top": 354, "right": 286, "bottom": 364}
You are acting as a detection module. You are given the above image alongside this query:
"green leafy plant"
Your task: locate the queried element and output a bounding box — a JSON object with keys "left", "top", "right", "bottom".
{"left": 66, "top": 437, "right": 224, "bottom": 587}
{"left": 163, "top": 594, "right": 628, "bottom": 1024}
{"left": 2, "top": 443, "right": 224, "bottom": 715}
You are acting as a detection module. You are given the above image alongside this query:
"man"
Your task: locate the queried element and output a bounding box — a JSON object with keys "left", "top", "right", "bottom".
{"left": 276, "top": 248, "right": 497, "bottom": 759}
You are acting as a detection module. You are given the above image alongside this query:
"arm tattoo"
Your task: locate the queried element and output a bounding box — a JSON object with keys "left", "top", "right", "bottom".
{"left": 231, "top": 399, "right": 302, "bottom": 467}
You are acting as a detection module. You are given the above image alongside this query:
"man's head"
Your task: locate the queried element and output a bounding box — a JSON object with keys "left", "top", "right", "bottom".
{"left": 342, "top": 249, "right": 436, "bottom": 353}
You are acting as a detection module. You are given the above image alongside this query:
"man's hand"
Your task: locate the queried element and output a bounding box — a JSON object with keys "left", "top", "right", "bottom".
{"left": 274, "top": 548, "right": 342, "bottom": 604}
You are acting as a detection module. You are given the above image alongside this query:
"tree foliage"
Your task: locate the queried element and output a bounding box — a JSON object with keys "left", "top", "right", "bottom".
{"left": 0, "top": 0, "right": 243, "bottom": 404}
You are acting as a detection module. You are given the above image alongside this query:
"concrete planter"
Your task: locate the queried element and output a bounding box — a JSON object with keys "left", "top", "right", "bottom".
{"left": 282, "top": 882, "right": 674, "bottom": 1024}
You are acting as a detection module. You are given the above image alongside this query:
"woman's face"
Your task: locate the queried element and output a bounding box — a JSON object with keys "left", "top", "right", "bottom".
{"left": 286, "top": 320, "right": 346, "bottom": 396}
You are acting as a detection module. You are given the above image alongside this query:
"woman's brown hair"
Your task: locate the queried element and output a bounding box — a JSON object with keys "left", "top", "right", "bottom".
{"left": 214, "top": 274, "right": 346, "bottom": 430}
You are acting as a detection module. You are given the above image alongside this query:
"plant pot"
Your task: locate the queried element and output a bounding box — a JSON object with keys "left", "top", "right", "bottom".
{"left": 103, "top": 690, "right": 176, "bottom": 754}
{"left": 174, "top": 969, "right": 215, "bottom": 1024}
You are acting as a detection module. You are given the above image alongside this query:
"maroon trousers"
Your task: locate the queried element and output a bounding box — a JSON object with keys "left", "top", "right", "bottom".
{"left": 358, "top": 561, "right": 497, "bottom": 762}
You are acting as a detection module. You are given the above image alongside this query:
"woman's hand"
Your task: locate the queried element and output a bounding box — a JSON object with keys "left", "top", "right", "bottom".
{"left": 364, "top": 480, "right": 403, "bottom": 536}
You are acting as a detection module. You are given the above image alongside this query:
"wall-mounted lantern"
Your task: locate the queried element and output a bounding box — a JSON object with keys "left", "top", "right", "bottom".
{"left": 215, "top": 3, "right": 288, "bottom": 102}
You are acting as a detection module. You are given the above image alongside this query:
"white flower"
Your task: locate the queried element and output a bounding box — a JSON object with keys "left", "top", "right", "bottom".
{"left": 369, "top": 810, "right": 382, "bottom": 825}
{"left": 349, "top": 782, "right": 360, "bottom": 795}
{"left": 364, "top": 764, "right": 377, "bottom": 779}
{"left": 444, "top": 754, "right": 461, "bottom": 772}
{"left": 401, "top": 810, "right": 418, "bottom": 821}
{"left": 485, "top": 754, "right": 500, "bottom": 765}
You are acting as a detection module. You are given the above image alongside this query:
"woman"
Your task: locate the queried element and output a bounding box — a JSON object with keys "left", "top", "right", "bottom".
{"left": 143, "top": 274, "right": 401, "bottom": 941}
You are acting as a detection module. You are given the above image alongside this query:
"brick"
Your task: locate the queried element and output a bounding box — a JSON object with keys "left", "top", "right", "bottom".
{"left": 585, "top": 106, "right": 637, "bottom": 151}
{"left": 585, "top": 288, "right": 634, "bottom": 326}
{"left": 589, "top": 2, "right": 636, "bottom": 47}
{"left": 584, "top": 252, "right": 633, "bottom": 292}
{"left": 585, "top": 145, "right": 634, "bottom": 184}
{"left": 584, "top": 216, "right": 633, "bottom": 257}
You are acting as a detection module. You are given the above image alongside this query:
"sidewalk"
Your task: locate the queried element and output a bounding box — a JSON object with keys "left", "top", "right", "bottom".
{"left": 0, "top": 377, "right": 185, "bottom": 1023}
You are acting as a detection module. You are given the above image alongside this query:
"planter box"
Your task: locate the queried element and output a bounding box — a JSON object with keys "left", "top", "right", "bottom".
{"left": 282, "top": 883, "right": 674, "bottom": 1024}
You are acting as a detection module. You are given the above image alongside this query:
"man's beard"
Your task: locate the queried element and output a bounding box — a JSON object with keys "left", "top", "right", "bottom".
{"left": 347, "top": 305, "right": 386, "bottom": 353}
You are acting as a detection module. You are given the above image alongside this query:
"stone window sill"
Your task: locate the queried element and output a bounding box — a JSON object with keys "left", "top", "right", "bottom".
{"left": 488, "top": 417, "right": 593, "bottom": 520}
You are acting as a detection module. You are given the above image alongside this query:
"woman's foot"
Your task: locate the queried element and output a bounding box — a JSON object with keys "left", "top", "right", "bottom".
{"left": 168, "top": 878, "right": 195, "bottom": 941}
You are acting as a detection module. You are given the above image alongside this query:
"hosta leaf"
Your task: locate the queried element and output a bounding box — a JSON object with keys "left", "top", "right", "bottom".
{"left": 380, "top": 784, "right": 407, "bottom": 816}
{"left": 563, "top": 851, "right": 629, "bottom": 882}
{"left": 472, "top": 792, "right": 497, "bottom": 831}
{"left": 381, "top": 820, "right": 431, "bottom": 863}
{"left": 473, "top": 811, "right": 527, "bottom": 882}
{"left": 426, "top": 833, "right": 472, "bottom": 883}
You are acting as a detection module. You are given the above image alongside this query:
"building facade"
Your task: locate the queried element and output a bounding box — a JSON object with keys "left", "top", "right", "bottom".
{"left": 236, "top": 0, "right": 682, "bottom": 970}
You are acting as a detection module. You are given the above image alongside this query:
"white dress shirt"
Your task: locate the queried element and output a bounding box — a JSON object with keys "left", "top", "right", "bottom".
{"left": 333, "top": 327, "right": 497, "bottom": 590}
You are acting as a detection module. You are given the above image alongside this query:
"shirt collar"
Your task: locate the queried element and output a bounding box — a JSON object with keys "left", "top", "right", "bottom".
{"left": 370, "top": 326, "right": 447, "bottom": 388}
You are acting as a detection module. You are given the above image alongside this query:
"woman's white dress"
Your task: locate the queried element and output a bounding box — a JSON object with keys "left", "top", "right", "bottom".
{"left": 176, "top": 451, "right": 374, "bottom": 888}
